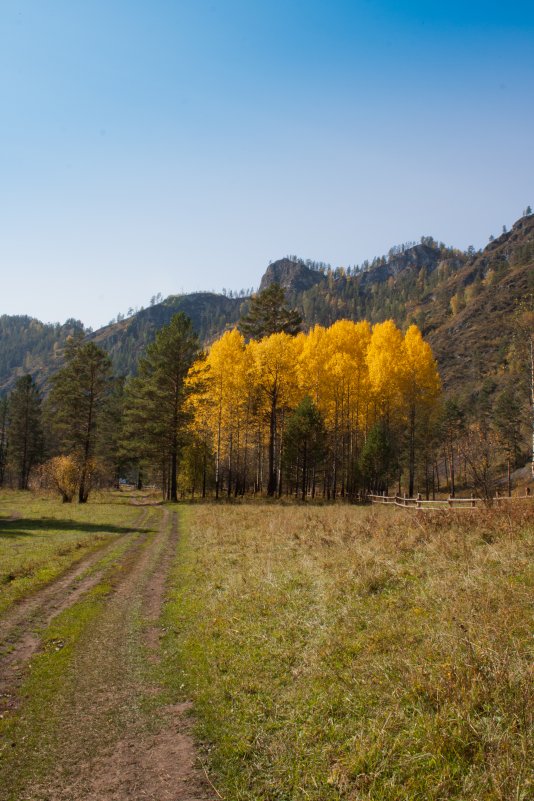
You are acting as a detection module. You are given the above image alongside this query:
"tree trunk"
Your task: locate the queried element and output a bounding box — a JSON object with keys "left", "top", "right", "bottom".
{"left": 267, "top": 395, "right": 277, "bottom": 497}
{"left": 450, "top": 444, "right": 455, "bottom": 498}
{"left": 301, "top": 441, "right": 308, "bottom": 502}
{"left": 170, "top": 450, "right": 178, "bottom": 502}
{"left": 531, "top": 337, "right": 534, "bottom": 478}
{"left": 202, "top": 440, "right": 207, "bottom": 499}
{"left": 408, "top": 406, "right": 416, "bottom": 498}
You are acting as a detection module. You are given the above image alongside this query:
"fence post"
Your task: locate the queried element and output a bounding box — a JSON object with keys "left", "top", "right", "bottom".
{"left": 471, "top": 497, "right": 476, "bottom": 508}
{"left": 417, "top": 492, "right": 422, "bottom": 509}
{"left": 448, "top": 495, "right": 452, "bottom": 508}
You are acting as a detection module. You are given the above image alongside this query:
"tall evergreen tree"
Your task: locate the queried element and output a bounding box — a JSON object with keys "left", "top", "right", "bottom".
{"left": 284, "top": 396, "right": 326, "bottom": 500}
{"left": 122, "top": 313, "right": 201, "bottom": 501}
{"left": 494, "top": 386, "right": 523, "bottom": 496}
{"left": 359, "top": 422, "right": 399, "bottom": 494}
{"left": 47, "top": 337, "right": 112, "bottom": 502}
{"left": 8, "top": 375, "right": 43, "bottom": 489}
{"left": 239, "top": 283, "right": 302, "bottom": 340}
{"left": 439, "top": 399, "right": 465, "bottom": 497}
{"left": 0, "top": 395, "right": 8, "bottom": 487}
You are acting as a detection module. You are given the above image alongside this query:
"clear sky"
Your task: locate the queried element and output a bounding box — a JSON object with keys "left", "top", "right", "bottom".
{"left": 1, "top": 1, "right": 533, "bottom": 328}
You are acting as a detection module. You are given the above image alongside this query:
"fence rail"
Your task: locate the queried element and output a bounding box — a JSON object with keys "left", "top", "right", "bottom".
{"left": 369, "top": 492, "right": 533, "bottom": 511}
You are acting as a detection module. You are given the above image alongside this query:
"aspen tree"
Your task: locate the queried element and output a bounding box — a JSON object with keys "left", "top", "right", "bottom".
{"left": 402, "top": 325, "right": 441, "bottom": 497}
{"left": 366, "top": 320, "right": 406, "bottom": 427}
{"left": 249, "top": 333, "right": 299, "bottom": 496}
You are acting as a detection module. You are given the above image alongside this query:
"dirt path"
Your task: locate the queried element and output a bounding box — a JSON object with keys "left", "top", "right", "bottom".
{"left": 0, "top": 508, "right": 151, "bottom": 644}
{"left": 1, "top": 508, "right": 215, "bottom": 801}
{"left": 0, "top": 509, "right": 151, "bottom": 716}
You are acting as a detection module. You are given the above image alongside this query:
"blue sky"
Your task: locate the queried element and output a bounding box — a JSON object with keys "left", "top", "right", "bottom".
{"left": 1, "top": 1, "right": 533, "bottom": 327}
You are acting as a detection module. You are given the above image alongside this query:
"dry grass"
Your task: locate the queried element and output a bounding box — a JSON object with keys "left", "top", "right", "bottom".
{"left": 162, "top": 503, "right": 533, "bottom": 800}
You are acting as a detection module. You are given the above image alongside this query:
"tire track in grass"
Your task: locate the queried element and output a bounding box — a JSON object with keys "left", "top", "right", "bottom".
{"left": 0, "top": 509, "right": 152, "bottom": 718}
{"left": 0, "top": 508, "right": 151, "bottom": 644}
{"left": 3, "top": 509, "right": 215, "bottom": 801}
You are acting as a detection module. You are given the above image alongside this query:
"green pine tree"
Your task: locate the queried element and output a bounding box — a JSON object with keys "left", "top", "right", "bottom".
{"left": 494, "top": 385, "right": 523, "bottom": 495}
{"left": 47, "top": 337, "right": 113, "bottom": 502}
{"left": 8, "top": 375, "right": 44, "bottom": 489}
{"left": 122, "top": 313, "right": 201, "bottom": 501}
{"left": 0, "top": 395, "right": 8, "bottom": 487}
{"left": 359, "top": 422, "right": 399, "bottom": 495}
{"left": 239, "top": 283, "right": 302, "bottom": 340}
{"left": 283, "top": 396, "right": 326, "bottom": 500}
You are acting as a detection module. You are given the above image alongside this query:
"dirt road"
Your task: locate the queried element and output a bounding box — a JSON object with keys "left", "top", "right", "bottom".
{"left": 0, "top": 506, "right": 215, "bottom": 801}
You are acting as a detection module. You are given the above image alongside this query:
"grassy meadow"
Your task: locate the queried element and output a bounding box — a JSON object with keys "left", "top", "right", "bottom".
{"left": 1, "top": 491, "right": 532, "bottom": 799}
{"left": 162, "top": 503, "right": 533, "bottom": 801}
{"left": 0, "top": 489, "right": 142, "bottom": 617}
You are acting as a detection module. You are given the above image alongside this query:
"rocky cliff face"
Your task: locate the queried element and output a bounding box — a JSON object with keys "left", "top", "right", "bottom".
{"left": 259, "top": 258, "right": 326, "bottom": 294}
{"left": 358, "top": 244, "right": 445, "bottom": 287}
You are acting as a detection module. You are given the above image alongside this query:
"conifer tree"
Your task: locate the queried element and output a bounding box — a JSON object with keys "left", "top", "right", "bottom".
{"left": 513, "top": 298, "right": 534, "bottom": 477}
{"left": 440, "top": 399, "right": 465, "bottom": 497}
{"left": 239, "top": 283, "right": 302, "bottom": 340}
{"left": 123, "top": 313, "right": 201, "bottom": 501}
{"left": 47, "top": 337, "right": 112, "bottom": 502}
{"left": 8, "top": 375, "right": 43, "bottom": 489}
{"left": 0, "top": 396, "right": 8, "bottom": 487}
{"left": 284, "top": 396, "right": 326, "bottom": 500}
{"left": 494, "top": 386, "right": 523, "bottom": 496}
{"left": 359, "top": 422, "right": 398, "bottom": 494}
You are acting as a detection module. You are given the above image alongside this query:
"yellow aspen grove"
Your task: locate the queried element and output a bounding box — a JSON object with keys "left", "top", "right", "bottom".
{"left": 249, "top": 333, "right": 300, "bottom": 496}
{"left": 204, "top": 329, "right": 251, "bottom": 498}
{"left": 297, "top": 325, "right": 330, "bottom": 408}
{"left": 323, "top": 320, "right": 371, "bottom": 497}
{"left": 186, "top": 319, "right": 441, "bottom": 499}
{"left": 366, "top": 320, "right": 406, "bottom": 427}
{"left": 402, "top": 324, "right": 442, "bottom": 497}
{"left": 183, "top": 366, "right": 214, "bottom": 498}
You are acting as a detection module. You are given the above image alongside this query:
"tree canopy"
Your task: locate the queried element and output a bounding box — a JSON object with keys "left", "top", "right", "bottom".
{"left": 122, "top": 313, "right": 201, "bottom": 501}
{"left": 239, "top": 283, "right": 302, "bottom": 340}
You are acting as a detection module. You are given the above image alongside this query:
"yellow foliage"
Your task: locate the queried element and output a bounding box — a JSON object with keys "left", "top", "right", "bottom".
{"left": 39, "top": 455, "right": 102, "bottom": 502}
{"left": 403, "top": 325, "right": 441, "bottom": 413}
{"left": 366, "top": 320, "right": 406, "bottom": 422}
{"left": 186, "top": 320, "right": 442, "bottom": 495}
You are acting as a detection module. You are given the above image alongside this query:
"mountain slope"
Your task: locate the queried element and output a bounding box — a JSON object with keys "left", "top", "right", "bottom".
{"left": 1, "top": 213, "right": 532, "bottom": 403}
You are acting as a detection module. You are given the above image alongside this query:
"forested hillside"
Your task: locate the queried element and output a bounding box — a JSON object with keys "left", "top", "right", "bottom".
{"left": 0, "top": 317, "right": 85, "bottom": 394}
{"left": 0, "top": 294, "right": 243, "bottom": 394}
{"left": 1, "top": 212, "right": 532, "bottom": 404}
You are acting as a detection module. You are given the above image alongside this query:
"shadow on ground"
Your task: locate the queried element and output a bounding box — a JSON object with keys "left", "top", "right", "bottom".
{"left": 0, "top": 518, "right": 151, "bottom": 540}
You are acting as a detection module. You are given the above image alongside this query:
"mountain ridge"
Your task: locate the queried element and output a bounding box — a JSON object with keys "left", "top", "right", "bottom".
{"left": 1, "top": 212, "right": 533, "bottom": 406}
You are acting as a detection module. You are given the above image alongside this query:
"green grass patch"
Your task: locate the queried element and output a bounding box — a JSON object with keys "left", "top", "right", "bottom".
{"left": 0, "top": 489, "right": 143, "bottom": 616}
{"left": 161, "top": 505, "right": 534, "bottom": 801}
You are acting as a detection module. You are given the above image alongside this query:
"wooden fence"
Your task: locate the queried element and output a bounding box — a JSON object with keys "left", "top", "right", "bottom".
{"left": 368, "top": 491, "right": 533, "bottom": 511}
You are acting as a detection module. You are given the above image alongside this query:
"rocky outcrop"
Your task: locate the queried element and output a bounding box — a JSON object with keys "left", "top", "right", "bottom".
{"left": 259, "top": 259, "right": 325, "bottom": 294}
